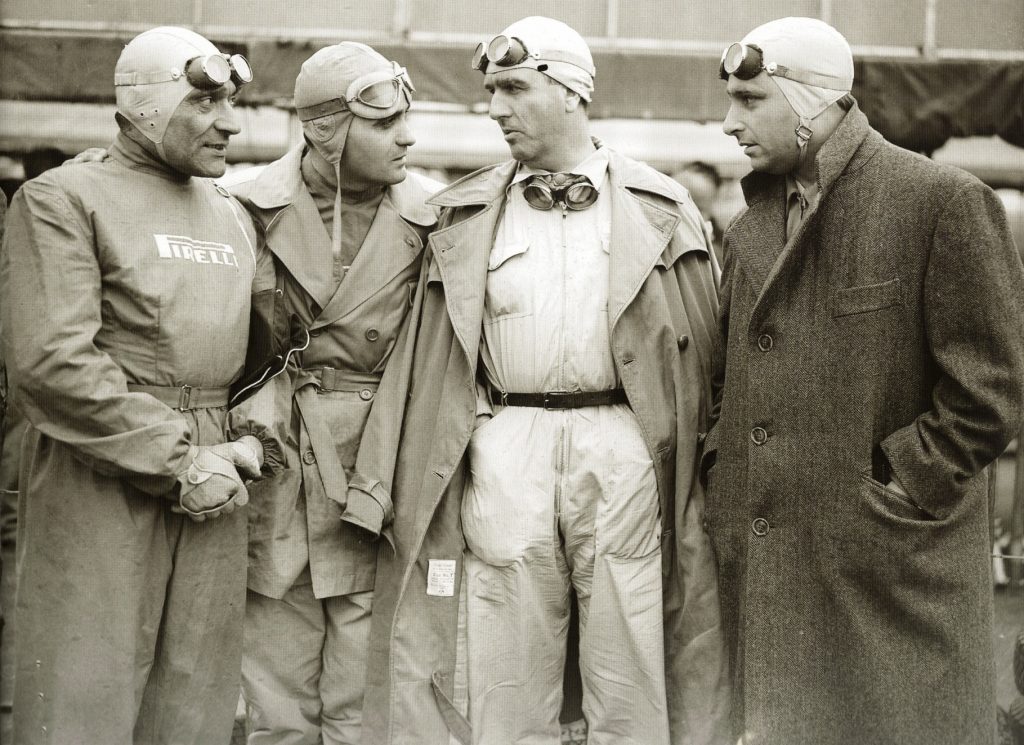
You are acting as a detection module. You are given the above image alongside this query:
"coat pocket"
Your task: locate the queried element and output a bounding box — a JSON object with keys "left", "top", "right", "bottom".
{"left": 833, "top": 278, "right": 902, "bottom": 317}
{"left": 859, "top": 472, "right": 935, "bottom": 524}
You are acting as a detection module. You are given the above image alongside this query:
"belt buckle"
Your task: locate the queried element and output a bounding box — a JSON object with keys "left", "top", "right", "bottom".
{"left": 178, "top": 384, "right": 193, "bottom": 411}
{"left": 542, "top": 391, "right": 573, "bottom": 410}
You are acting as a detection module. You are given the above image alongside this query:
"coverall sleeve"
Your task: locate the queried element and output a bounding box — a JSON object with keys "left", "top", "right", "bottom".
{"left": 0, "top": 179, "right": 193, "bottom": 497}
{"left": 881, "top": 181, "right": 1024, "bottom": 518}
{"left": 226, "top": 237, "right": 287, "bottom": 475}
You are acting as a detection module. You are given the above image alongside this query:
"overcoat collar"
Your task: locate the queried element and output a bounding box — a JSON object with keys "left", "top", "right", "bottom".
{"left": 728, "top": 103, "right": 879, "bottom": 304}
{"left": 425, "top": 149, "right": 697, "bottom": 365}
{"left": 243, "top": 145, "right": 434, "bottom": 314}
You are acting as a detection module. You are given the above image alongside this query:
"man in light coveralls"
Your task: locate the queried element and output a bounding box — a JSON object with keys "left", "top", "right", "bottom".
{"left": 349, "top": 16, "right": 731, "bottom": 745}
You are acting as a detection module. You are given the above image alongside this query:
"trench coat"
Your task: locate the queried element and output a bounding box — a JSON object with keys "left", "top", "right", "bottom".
{"left": 350, "top": 148, "right": 732, "bottom": 745}
{"left": 228, "top": 145, "right": 439, "bottom": 600}
{"left": 703, "top": 104, "right": 1024, "bottom": 745}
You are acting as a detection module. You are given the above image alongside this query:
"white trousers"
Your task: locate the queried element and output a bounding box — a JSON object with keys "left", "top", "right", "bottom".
{"left": 462, "top": 404, "right": 670, "bottom": 745}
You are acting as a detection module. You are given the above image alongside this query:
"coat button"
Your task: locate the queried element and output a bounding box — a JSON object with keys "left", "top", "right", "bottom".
{"left": 750, "top": 426, "right": 768, "bottom": 445}
{"left": 757, "top": 334, "right": 773, "bottom": 352}
{"left": 274, "top": 287, "right": 284, "bottom": 297}
{"left": 752, "top": 517, "right": 770, "bottom": 536}
{"left": 359, "top": 388, "right": 374, "bottom": 401}
{"left": 677, "top": 334, "right": 689, "bottom": 350}
{"left": 365, "top": 328, "right": 380, "bottom": 342}
{"left": 302, "top": 450, "right": 316, "bottom": 465}
{"left": 697, "top": 431, "right": 707, "bottom": 445}
{"left": 404, "top": 236, "right": 417, "bottom": 247}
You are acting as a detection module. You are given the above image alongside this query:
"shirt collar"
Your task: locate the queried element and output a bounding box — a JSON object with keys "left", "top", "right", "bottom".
{"left": 510, "top": 145, "right": 610, "bottom": 191}
{"left": 785, "top": 174, "right": 820, "bottom": 210}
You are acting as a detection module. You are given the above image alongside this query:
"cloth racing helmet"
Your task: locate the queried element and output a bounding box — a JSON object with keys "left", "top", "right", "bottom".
{"left": 114, "top": 27, "right": 247, "bottom": 155}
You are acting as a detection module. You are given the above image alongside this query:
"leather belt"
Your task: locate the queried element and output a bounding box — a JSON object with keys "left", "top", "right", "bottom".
{"left": 127, "top": 383, "right": 230, "bottom": 411}
{"left": 487, "top": 384, "right": 628, "bottom": 410}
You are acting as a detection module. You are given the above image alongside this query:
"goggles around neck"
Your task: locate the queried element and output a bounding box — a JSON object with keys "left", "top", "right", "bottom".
{"left": 718, "top": 42, "right": 852, "bottom": 91}
{"left": 114, "top": 53, "right": 252, "bottom": 89}
{"left": 472, "top": 34, "right": 595, "bottom": 76}
{"left": 522, "top": 173, "right": 598, "bottom": 211}
{"left": 296, "top": 62, "right": 415, "bottom": 122}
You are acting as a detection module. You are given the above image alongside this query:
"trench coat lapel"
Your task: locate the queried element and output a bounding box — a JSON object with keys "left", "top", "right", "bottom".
{"left": 605, "top": 154, "right": 682, "bottom": 328}
{"left": 427, "top": 161, "right": 517, "bottom": 365}
{"left": 310, "top": 178, "right": 434, "bottom": 331}
{"left": 245, "top": 146, "right": 336, "bottom": 310}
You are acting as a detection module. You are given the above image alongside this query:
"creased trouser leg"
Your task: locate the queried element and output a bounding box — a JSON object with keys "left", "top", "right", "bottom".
{"left": 243, "top": 570, "right": 324, "bottom": 745}
{"left": 242, "top": 569, "right": 372, "bottom": 745}
{"left": 135, "top": 509, "right": 247, "bottom": 745}
{"left": 320, "top": 589, "right": 372, "bottom": 745}
{"left": 462, "top": 405, "right": 668, "bottom": 745}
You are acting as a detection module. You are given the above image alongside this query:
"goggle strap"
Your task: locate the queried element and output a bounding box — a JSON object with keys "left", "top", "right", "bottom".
{"left": 115, "top": 54, "right": 251, "bottom": 88}
{"left": 115, "top": 70, "right": 179, "bottom": 86}
{"left": 476, "top": 46, "right": 595, "bottom": 76}
{"left": 296, "top": 98, "right": 348, "bottom": 122}
{"left": 529, "top": 49, "right": 596, "bottom": 76}
{"left": 771, "top": 64, "right": 852, "bottom": 91}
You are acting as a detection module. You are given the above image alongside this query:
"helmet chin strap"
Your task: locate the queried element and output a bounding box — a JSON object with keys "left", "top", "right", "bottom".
{"left": 332, "top": 160, "right": 343, "bottom": 274}
{"left": 795, "top": 116, "right": 814, "bottom": 166}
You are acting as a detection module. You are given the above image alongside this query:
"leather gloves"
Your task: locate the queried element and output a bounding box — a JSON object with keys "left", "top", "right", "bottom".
{"left": 174, "top": 436, "right": 263, "bottom": 521}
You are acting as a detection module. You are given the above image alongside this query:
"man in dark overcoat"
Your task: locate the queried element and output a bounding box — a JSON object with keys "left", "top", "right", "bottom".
{"left": 705, "top": 16, "right": 1024, "bottom": 745}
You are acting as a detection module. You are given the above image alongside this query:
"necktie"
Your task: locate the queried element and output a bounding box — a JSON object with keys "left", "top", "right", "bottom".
{"left": 523, "top": 172, "right": 598, "bottom": 211}
{"left": 786, "top": 188, "right": 808, "bottom": 240}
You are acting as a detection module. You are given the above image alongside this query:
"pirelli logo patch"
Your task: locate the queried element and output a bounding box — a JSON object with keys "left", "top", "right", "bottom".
{"left": 154, "top": 234, "right": 239, "bottom": 268}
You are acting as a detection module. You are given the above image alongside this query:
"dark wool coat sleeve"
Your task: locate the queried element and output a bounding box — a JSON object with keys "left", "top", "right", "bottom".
{"left": 881, "top": 180, "right": 1024, "bottom": 518}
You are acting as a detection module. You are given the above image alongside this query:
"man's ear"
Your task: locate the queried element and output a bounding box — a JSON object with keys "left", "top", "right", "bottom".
{"left": 564, "top": 90, "right": 582, "bottom": 113}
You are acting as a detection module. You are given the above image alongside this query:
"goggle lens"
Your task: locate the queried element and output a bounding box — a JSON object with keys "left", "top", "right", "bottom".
{"left": 229, "top": 54, "right": 253, "bottom": 85}
{"left": 472, "top": 35, "right": 530, "bottom": 72}
{"left": 355, "top": 78, "right": 401, "bottom": 109}
{"left": 719, "top": 43, "right": 764, "bottom": 81}
{"left": 472, "top": 42, "right": 488, "bottom": 72}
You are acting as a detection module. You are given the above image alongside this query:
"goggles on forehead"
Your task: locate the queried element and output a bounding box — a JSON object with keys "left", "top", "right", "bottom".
{"left": 115, "top": 52, "right": 253, "bottom": 89}
{"left": 186, "top": 53, "right": 253, "bottom": 89}
{"left": 471, "top": 34, "right": 596, "bottom": 75}
{"left": 296, "top": 62, "right": 415, "bottom": 122}
{"left": 718, "top": 42, "right": 852, "bottom": 90}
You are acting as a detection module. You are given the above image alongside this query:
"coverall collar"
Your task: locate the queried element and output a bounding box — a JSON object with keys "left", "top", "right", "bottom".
{"left": 109, "top": 131, "right": 191, "bottom": 183}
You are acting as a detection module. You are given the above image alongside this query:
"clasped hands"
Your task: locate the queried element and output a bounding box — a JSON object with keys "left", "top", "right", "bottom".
{"left": 174, "top": 435, "right": 264, "bottom": 521}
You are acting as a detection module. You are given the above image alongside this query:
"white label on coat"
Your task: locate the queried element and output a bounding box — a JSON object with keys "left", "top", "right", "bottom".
{"left": 154, "top": 234, "right": 239, "bottom": 268}
{"left": 427, "top": 560, "right": 457, "bottom": 597}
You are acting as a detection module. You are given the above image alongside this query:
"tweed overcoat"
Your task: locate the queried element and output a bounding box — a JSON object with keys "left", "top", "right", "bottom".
{"left": 351, "top": 149, "right": 732, "bottom": 744}
{"left": 704, "top": 104, "right": 1024, "bottom": 745}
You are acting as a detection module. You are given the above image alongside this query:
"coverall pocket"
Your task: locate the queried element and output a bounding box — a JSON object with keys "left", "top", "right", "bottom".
{"left": 484, "top": 239, "right": 532, "bottom": 322}
{"left": 462, "top": 409, "right": 545, "bottom": 567}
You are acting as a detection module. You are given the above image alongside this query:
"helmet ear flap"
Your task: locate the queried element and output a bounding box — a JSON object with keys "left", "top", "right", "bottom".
{"left": 305, "top": 114, "right": 338, "bottom": 143}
